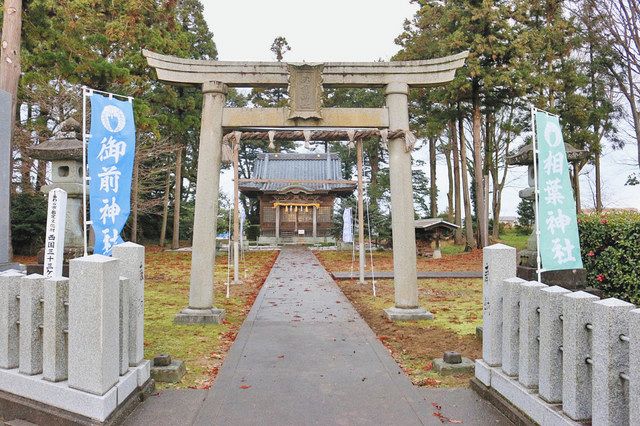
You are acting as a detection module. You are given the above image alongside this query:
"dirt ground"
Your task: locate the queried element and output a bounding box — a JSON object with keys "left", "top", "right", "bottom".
{"left": 316, "top": 249, "right": 483, "bottom": 388}
{"left": 315, "top": 248, "right": 483, "bottom": 273}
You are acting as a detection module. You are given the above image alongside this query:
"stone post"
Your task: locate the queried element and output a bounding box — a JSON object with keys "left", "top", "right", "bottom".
{"left": 0, "top": 270, "right": 21, "bottom": 369}
{"left": 275, "top": 206, "right": 280, "bottom": 243}
{"left": 629, "top": 308, "right": 640, "bottom": 425}
{"left": 482, "top": 244, "right": 517, "bottom": 366}
{"left": 118, "top": 276, "right": 129, "bottom": 375}
{"left": 501, "top": 277, "right": 526, "bottom": 376}
{"left": 19, "top": 274, "right": 45, "bottom": 375}
{"left": 176, "top": 81, "right": 227, "bottom": 324}
{"left": 562, "top": 291, "right": 599, "bottom": 421}
{"left": 0, "top": 90, "right": 11, "bottom": 267}
{"left": 538, "top": 285, "right": 571, "bottom": 403}
{"left": 112, "top": 242, "right": 145, "bottom": 366}
{"left": 68, "top": 255, "right": 119, "bottom": 396}
{"left": 591, "top": 298, "right": 634, "bottom": 426}
{"left": 43, "top": 277, "right": 68, "bottom": 382}
{"left": 383, "top": 82, "right": 431, "bottom": 321}
{"left": 312, "top": 206, "right": 317, "bottom": 239}
{"left": 518, "top": 281, "right": 547, "bottom": 388}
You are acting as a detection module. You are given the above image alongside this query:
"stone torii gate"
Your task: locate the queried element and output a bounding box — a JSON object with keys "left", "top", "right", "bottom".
{"left": 143, "top": 49, "right": 468, "bottom": 324}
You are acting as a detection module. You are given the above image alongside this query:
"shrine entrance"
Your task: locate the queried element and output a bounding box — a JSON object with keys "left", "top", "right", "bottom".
{"left": 143, "top": 49, "right": 467, "bottom": 324}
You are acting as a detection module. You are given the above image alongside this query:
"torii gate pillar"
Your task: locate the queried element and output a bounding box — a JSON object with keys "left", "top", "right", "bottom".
{"left": 175, "top": 81, "right": 227, "bottom": 324}
{"left": 384, "top": 82, "right": 432, "bottom": 320}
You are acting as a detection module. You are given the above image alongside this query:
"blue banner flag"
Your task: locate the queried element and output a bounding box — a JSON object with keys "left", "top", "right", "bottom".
{"left": 88, "top": 94, "right": 136, "bottom": 255}
{"left": 535, "top": 110, "right": 583, "bottom": 271}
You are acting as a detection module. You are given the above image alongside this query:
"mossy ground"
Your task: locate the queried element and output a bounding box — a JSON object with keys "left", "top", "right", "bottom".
{"left": 143, "top": 247, "right": 278, "bottom": 389}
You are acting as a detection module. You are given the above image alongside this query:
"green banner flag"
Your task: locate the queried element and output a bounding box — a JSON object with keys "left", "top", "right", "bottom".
{"left": 535, "top": 110, "right": 583, "bottom": 271}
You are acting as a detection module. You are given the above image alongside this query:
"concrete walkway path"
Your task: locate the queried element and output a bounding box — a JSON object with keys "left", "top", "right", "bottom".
{"left": 126, "top": 246, "right": 509, "bottom": 425}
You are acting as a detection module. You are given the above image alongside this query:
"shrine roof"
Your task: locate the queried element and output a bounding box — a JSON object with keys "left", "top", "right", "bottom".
{"left": 239, "top": 152, "right": 355, "bottom": 195}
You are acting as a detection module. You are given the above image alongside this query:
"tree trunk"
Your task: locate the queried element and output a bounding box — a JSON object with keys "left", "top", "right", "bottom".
{"left": 458, "top": 110, "right": 476, "bottom": 250}
{"left": 573, "top": 163, "right": 582, "bottom": 214}
{"left": 472, "top": 82, "right": 487, "bottom": 248}
{"left": 172, "top": 146, "right": 183, "bottom": 249}
{"left": 594, "top": 150, "right": 602, "bottom": 211}
{"left": 159, "top": 171, "right": 171, "bottom": 247}
{"left": 0, "top": 0, "right": 22, "bottom": 126}
{"left": 444, "top": 143, "right": 453, "bottom": 221}
{"left": 131, "top": 152, "right": 139, "bottom": 243}
{"left": 429, "top": 136, "right": 438, "bottom": 217}
{"left": 450, "top": 119, "right": 462, "bottom": 244}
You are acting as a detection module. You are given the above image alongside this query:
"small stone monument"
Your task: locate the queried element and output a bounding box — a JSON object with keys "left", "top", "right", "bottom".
{"left": 432, "top": 351, "right": 474, "bottom": 375}
{"left": 27, "top": 119, "right": 86, "bottom": 275}
{"left": 507, "top": 143, "right": 588, "bottom": 289}
{"left": 151, "top": 354, "right": 186, "bottom": 383}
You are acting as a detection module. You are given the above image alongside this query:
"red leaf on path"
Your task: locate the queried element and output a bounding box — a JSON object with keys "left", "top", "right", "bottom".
{"left": 239, "top": 385, "right": 251, "bottom": 389}
{"left": 378, "top": 335, "right": 390, "bottom": 342}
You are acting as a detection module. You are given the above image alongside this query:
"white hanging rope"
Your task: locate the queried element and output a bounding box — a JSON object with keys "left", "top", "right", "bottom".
{"left": 366, "top": 196, "right": 376, "bottom": 297}
{"left": 226, "top": 208, "right": 232, "bottom": 299}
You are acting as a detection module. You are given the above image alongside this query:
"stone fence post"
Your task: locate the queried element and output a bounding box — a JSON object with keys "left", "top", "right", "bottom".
{"left": 43, "top": 277, "right": 68, "bottom": 382}
{"left": 482, "top": 244, "right": 516, "bottom": 367}
{"left": 561, "top": 291, "right": 599, "bottom": 421}
{"left": 19, "top": 274, "right": 45, "bottom": 375}
{"left": 112, "top": 242, "right": 145, "bottom": 366}
{"left": 518, "top": 281, "right": 547, "bottom": 388}
{"left": 591, "top": 298, "right": 634, "bottom": 425}
{"left": 0, "top": 271, "right": 21, "bottom": 369}
{"left": 68, "top": 255, "right": 120, "bottom": 395}
{"left": 538, "top": 285, "right": 571, "bottom": 403}
{"left": 630, "top": 308, "right": 640, "bottom": 425}
{"left": 501, "top": 277, "right": 525, "bottom": 376}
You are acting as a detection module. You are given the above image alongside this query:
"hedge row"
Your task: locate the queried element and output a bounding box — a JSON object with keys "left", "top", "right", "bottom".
{"left": 578, "top": 211, "right": 640, "bottom": 304}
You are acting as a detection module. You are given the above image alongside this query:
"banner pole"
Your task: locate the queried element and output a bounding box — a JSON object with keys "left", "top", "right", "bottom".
{"left": 531, "top": 106, "right": 543, "bottom": 283}
{"left": 82, "top": 86, "right": 89, "bottom": 256}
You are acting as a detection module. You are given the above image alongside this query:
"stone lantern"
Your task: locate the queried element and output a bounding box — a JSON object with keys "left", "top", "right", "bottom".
{"left": 27, "top": 119, "right": 86, "bottom": 272}
{"left": 507, "top": 142, "right": 589, "bottom": 289}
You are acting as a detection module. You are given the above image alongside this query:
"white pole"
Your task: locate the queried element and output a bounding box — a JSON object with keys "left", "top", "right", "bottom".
{"left": 531, "top": 106, "right": 543, "bottom": 284}
{"left": 81, "top": 86, "right": 89, "bottom": 256}
{"left": 226, "top": 208, "right": 232, "bottom": 299}
{"left": 366, "top": 197, "right": 376, "bottom": 297}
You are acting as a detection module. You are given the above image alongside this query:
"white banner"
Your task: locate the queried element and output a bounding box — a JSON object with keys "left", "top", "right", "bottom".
{"left": 343, "top": 207, "right": 353, "bottom": 243}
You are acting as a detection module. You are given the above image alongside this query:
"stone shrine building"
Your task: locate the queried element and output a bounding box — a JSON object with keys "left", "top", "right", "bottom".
{"left": 239, "top": 152, "right": 355, "bottom": 244}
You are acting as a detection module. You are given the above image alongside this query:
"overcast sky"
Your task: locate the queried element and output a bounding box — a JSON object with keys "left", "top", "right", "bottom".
{"left": 203, "top": 1, "right": 640, "bottom": 216}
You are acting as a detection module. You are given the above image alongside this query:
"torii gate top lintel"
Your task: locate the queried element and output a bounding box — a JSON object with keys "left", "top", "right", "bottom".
{"left": 142, "top": 49, "right": 469, "bottom": 89}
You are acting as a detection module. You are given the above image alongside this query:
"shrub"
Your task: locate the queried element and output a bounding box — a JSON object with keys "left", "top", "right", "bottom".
{"left": 245, "top": 224, "right": 260, "bottom": 241}
{"left": 11, "top": 192, "right": 48, "bottom": 256}
{"left": 578, "top": 211, "right": 640, "bottom": 304}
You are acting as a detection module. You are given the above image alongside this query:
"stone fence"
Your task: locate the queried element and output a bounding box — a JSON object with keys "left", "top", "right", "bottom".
{"left": 0, "top": 242, "right": 150, "bottom": 422}
{"left": 475, "top": 243, "right": 639, "bottom": 425}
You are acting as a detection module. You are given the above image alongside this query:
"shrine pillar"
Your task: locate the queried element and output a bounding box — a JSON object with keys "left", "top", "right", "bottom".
{"left": 384, "top": 82, "right": 432, "bottom": 320}
{"left": 312, "top": 206, "right": 317, "bottom": 239}
{"left": 175, "top": 81, "right": 227, "bottom": 324}
{"left": 275, "top": 206, "right": 280, "bottom": 243}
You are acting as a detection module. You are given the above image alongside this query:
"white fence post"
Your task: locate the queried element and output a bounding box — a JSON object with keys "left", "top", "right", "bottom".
{"left": 591, "top": 298, "right": 634, "bottom": 426}
{"left": 561, "top": 291, "right": 599, "bottom": 421}
{"left": 68, "top": 255, "right": 120, "bottom": 395}
{"left": 482, "top": 244, "right": 516, "bottom": 367}
{"left": 42, "top": 277, "right": 69, "bottom": 382}
{"left": 629, "top": 308, "right": 640, "bottom": 425}
{"left": 538, "top": 285, "right": 571, "bottom": 403}
{"left": 112, "top": 242, "right": 145, "bottom": 367}
{"left": 19, "top": 274, "right": 45, "bottom": 375}
{"left": 501, "top": 277, "right": 525, "bottom": 377}
{"left": 518, "top": 281, "right": 547, "bottom": 388}
{"left": 0, "top": 271, "right": 21, "bottom": 369}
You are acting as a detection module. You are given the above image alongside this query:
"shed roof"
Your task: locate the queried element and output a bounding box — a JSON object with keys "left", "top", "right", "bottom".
{"left": 414, "top": 218, "right": 459, "bottom": 231}
{"left": 239, "top": 152, "right": 355, "bottom": 195}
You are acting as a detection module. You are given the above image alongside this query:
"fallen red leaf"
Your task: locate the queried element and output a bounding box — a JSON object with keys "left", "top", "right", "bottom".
{"left": 239, "top": 385, "right": 251, "bottom": 389}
